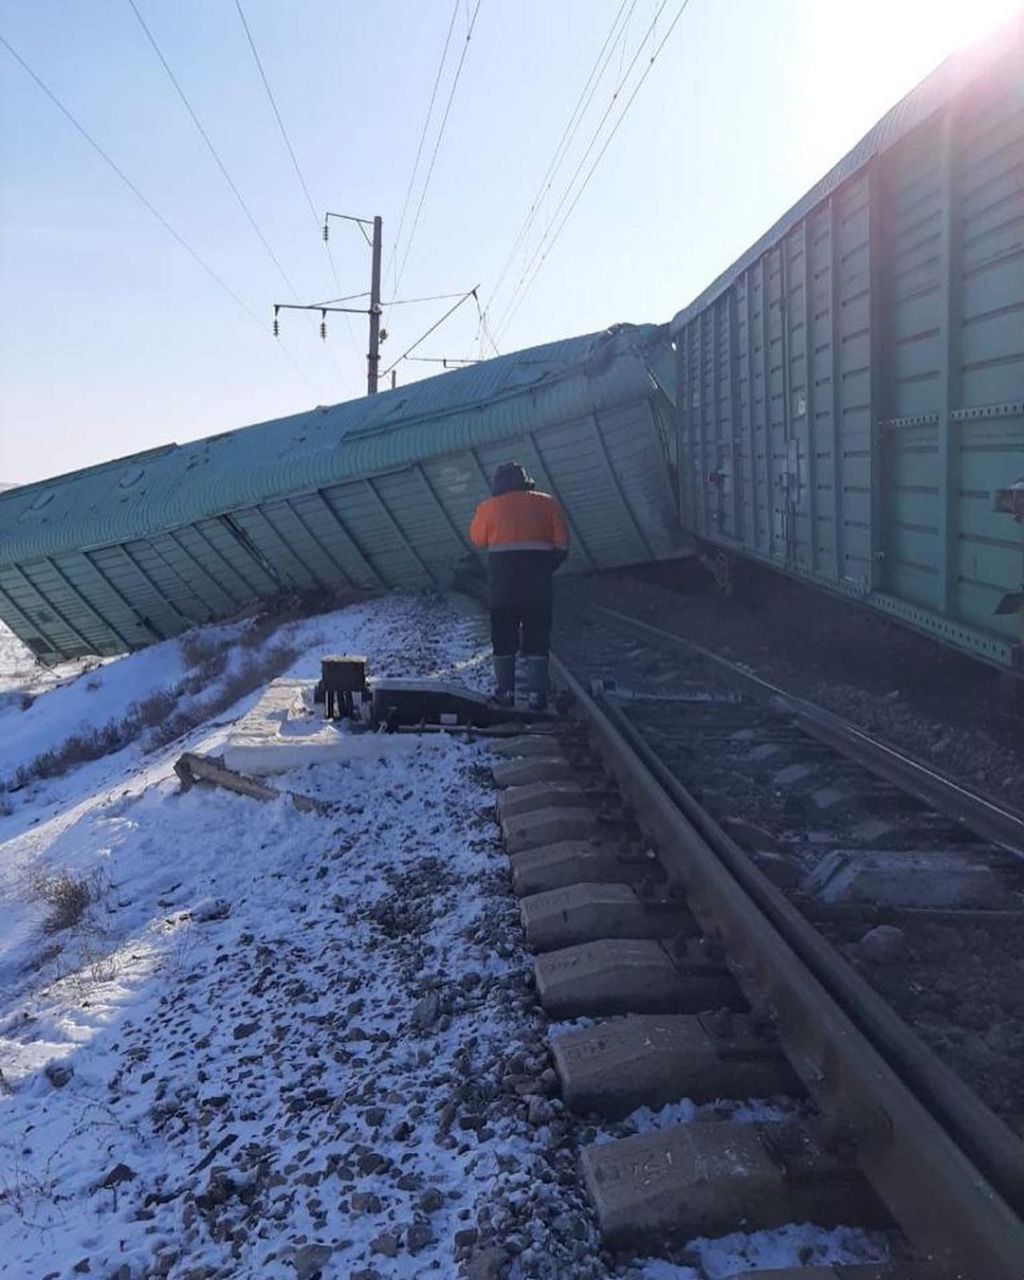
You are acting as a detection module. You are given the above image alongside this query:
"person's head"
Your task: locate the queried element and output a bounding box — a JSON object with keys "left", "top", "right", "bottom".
{"left": 492, "top": 461, "right": 535, "bottom": 496}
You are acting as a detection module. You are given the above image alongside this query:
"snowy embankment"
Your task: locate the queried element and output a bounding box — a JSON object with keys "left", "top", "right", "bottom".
{"left": 0, "top": 602, "right": 888, "bottom": 1280}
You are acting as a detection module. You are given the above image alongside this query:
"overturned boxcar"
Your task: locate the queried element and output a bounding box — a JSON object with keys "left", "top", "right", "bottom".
{"left": 0, "top": 324, "right": 683, "bottom": 662}
{"left": 672, "top": 17, "right": 1024, "bottom": 669}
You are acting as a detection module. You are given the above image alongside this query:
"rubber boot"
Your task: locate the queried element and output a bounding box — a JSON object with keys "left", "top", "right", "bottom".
{"left": 526, "top": 655, "right": 549, "bottom": 711}
{"left": 493, "top": 654, "right": 516, "bottom": 707}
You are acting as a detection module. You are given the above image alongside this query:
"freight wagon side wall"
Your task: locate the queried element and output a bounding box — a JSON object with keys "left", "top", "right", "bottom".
{"left": 673, "top": 29, "right": 1023, "bottom": 669}
{"left": 0, "top": 395, "right": 682, "bottom": 663}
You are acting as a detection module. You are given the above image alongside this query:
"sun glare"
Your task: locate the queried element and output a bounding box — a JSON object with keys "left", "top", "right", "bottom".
{"left": 802, "top": 0, "right": 1022, "bottom": 165}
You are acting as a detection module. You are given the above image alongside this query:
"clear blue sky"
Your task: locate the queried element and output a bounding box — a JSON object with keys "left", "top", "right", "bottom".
{"left": 1, "top": 0, "right": 1020, "bottom": 485}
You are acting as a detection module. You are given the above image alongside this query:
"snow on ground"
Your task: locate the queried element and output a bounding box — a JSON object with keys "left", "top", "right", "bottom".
{"left": 1, "top": 593, "right": 890, "bottom": 1279}
{"left": 0, "top": 619, "right": 106, "bottom": 707}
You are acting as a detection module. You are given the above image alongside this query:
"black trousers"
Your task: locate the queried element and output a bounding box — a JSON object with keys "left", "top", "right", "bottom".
{"left": 490, "top": 600, "right": 552, "bottom": 657}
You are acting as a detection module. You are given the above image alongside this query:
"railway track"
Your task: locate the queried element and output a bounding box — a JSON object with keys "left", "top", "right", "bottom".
{"left": 487, "top": 602, "right": 1024, "bottom": 1278}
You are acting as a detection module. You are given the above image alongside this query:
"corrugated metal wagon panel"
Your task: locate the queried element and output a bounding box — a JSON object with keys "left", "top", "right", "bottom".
{"left": 0, "top": 324, "right": 685, "bottom": 661}
{"left": 86, "top": 545, "right": 190, "bottom": 639}
{"left": 672, "top": 16, "right": 1023, "bottom": 669}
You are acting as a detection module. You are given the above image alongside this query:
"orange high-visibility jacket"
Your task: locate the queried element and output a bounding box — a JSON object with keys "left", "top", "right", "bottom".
{"left": 468, "top": 490, "right": 570, "bottom": 555}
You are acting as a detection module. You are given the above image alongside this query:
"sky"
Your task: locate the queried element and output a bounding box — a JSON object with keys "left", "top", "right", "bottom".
{"left": 1, "top": 0, "right": 1021, "bottom": 486}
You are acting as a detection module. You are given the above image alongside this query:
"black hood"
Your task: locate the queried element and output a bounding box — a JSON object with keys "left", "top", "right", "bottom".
{"left": 491, "top": 461, "right": 535, "bottom": 496}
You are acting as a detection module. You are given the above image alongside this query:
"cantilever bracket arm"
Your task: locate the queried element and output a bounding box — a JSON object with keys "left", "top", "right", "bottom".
{"left": 273, "top": 302, "right": 370, "bottom": 317}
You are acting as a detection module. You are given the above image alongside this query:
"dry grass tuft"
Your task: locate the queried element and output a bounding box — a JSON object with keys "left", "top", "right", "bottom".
{"left": 181, "top": 632, "right": 228, "bottom": 670}
{"left": 133, "top": 689, "right": 178, "bottom": 729}
{"left": 4, "top": 588, "right": 365, "bottom": 792}
{"left": 34, "top": 869, "right": 102, "bottom": 934}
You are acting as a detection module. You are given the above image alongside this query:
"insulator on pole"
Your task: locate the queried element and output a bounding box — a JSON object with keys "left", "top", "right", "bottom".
{"left": 320, "top": 312, "right": 327, "bottom": 340}
{"left": 273, "top": 319, "right": 279, "bottom": 337}
{"left": 323, "top": 223, "right": 329, "bottom": 241}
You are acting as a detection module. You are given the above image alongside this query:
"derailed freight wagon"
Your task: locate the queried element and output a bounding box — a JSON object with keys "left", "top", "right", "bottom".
{"left": 0, "top": 324, "right": 683, "bottom": 662}
{"left": 672, "top": 17, "right": 1024, "bottom": 669}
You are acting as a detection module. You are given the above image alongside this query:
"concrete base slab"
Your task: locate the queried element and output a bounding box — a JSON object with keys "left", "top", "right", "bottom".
{"left": 490, "top": 734, "right": 563, "bottom": 759}
{"left": 534, "top": 938, "right": 740, "bottom": 1019}
{"left": 521, "top": 883, "right": 690, "bottom": 952}
{"left": 223, "top": 678, "right": 445, "bottom": 776}
{"left": 503, "top": 807, "right": 601, "bottom": 854}
{"left": 552, "top": 1013, "right": 797, "bottom": 1118}
{"left": 581, "top": 1122, "right": 874, "bottom": 1245}
{"left": 802, "top": 849, "right": 1005, "bottom": 908}
{"left": 497, "top": 780, "right": 588, "bottom": 821}
{"left": 509, "top": 841, "right": 649, "bottom": 896}
{"left": 492, "top": 756, "right": 576, "bottom": 788}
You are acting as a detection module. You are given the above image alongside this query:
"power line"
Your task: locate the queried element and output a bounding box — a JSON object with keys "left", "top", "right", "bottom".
{"left": 484, "top": 0, "right": 636, "bottom": 318}
{"left": 234, "top": 0, "right": 320, "bottom": 227}
{"left": 127, "top": 0, "right": 303, "bottom": 302}
{"left": 387, "top": 0, "right": 460, "bottom": 299}
{"left": 380, "top": 288, "right": 478, "bottom": 379}
{"left": 474, "top": 288, "right": 501, "bottom": 357}
{"left": 0, "top": 30, "right": 320, "bottom": 396}
{"left": 494, "top": 0, "right": 688, "bottom": 342}
{"left": 493, "top": 0, "right": 673, "bottom": 337}
{"left": 382, "top": 290, "right": 472, "bottom": 306}
{"left": 497, "top": 0, "right": 692, "bottom": 342}
{"left": 234, "top": 0, "right": 361, "bottom": 363}
{"left": 393, "top": 0, "right": 483, "bottom": 298}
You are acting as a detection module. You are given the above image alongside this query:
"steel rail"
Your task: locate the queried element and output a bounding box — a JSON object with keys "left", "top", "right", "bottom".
{"left": 583, "top": 602, "right": 1024, "bottom": 855}
{"left": 550, "top": 653, "right": 1024, "bottom": 1280}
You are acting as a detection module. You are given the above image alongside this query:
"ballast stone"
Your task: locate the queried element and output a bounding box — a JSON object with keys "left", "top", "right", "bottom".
{"left": 551, "top": 1013, "right": 796, "bottom": 1118}
{"left": 803, "top": 849, "right": 1005, "bottom": 909}
{"left": 509, "top": 840, "right": 648, "bottom": 896}
{"left": 533, "top": 938, "right": 741, "bottom": 1019}
{"left": 520, "top": 882, "right": 690, "bottom": 952}
{"left": 580, "top": 1122, "right": 875, "bottom": 1245}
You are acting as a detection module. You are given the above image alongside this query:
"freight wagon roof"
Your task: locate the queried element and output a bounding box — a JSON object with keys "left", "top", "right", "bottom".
{"left": 670, "top": 12, "right": 1024, "bottom": 335}
{"left": 0, "top": 322, "right": 667, "bottom": 567}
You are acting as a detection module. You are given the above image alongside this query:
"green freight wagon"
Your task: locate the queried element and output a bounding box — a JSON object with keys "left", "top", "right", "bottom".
{"left": 0, "top": 324, "right": 684, "bottom": 662}
{"left": 671, "top": 16, "right": 1024, "bottom": 669}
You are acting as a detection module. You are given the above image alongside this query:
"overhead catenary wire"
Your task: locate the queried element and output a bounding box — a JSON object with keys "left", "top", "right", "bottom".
{"left": 392, "top": 0, "right": 483, "bottom": 300}
{"left": 484, "top": 0, "right": 637, "bottom": 319}
{"left": 0, "top": 31, "right": 321, "bottom": 397}
{"left": 494, "top": 0, "right": 691, "bottom": 343}
{"left": 381, "top": 291, "right": 472, "bottom": 306}
{"left": 380, "top": 289, "right": 478, "bottom": 379}
{"left": 234, "top": 0, "right": 320, "bottom": 226}
{"left": 474, "top": 289, "right": 501, "bottom": 357}
{"left": 386, "top": 0, "right": 460, "bottom": 299}
{"left": 234, "top": 0, "right": 361, "bottom": 363}
{"left": 493, "top": 0, "right": 677, "bottom": 338}
{"left": 127, "top": 0, "right": 303, "bottom": 303}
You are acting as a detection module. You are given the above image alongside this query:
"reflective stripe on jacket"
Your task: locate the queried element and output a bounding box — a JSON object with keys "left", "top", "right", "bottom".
{"left": 468, "top": 490, "right": 569, "bottom": 554}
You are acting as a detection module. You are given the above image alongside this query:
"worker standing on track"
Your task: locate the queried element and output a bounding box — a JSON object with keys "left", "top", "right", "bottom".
{"left": 469, "top": 461, "right": 569, "bottom": 711}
